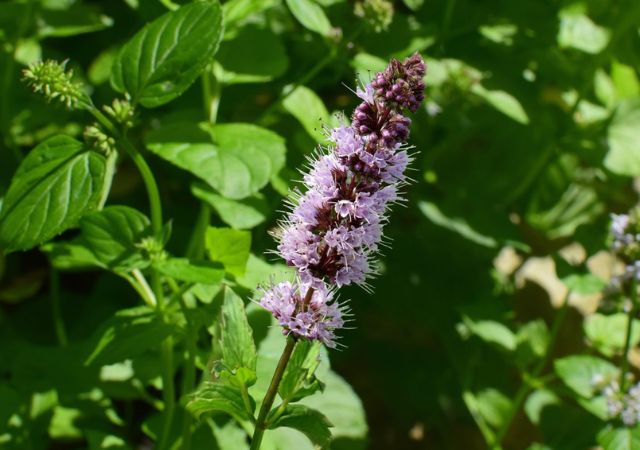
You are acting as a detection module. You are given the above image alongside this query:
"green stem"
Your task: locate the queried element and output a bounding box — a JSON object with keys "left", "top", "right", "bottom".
{"left": 621, "top": 278, "right": 638, "bottom": 390}
{"left": 49, "top": 268, "right": 68, "bottom": 347}
{"left": 93, "top": 108, "right": 172, "bottom": 449}
{"left": 250, "top": 336, "right": 297, "bottom": 450}
{"left": 258, "top": 24, "right": 364, "bottom": 126}
{"left": 463, "top": 390, "right": 498, "bottom": 448}
{"left": 175, "top": 291, "right": 196, "bottom": 450}
{"left": 185, "top": 202, "right": 210, "bottom": 260}
{"left": 491, "top": 291, "right": 572, "bottom": 449}
{"left": 201, "top": 67, "right": 222, "bottom": 124}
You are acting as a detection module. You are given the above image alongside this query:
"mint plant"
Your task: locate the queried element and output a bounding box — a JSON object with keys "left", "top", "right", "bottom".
{"left": 3, "top": 0, "right": 640, "bottom": 449}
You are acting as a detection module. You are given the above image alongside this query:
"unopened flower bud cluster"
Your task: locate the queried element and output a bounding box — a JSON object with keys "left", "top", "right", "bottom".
{"left": 22, "top": 60, "right": 85, "bottom": 109}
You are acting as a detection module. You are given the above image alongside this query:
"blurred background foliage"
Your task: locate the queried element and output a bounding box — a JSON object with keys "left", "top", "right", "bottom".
{"left": 2, "top": 0, "right": 640, "bottom": 449}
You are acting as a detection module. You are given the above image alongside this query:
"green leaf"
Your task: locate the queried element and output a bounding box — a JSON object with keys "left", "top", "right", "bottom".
{"left": 79, "top": 206, "right": 151, "bottom": 271}
{"left": 110, "top": 1, "right": 223, "bottom": 108}
{"left": 268, "top": 404, "right": 332, "bottom": 449}
{"left": 282, "top": 86, "right": 331, "bottom": 143}
{"left": 154, "top": 258, "right": 224, "bottom": 285}
{"left": 186, "top": 382, "right": 254, "bottom": 422}
{"left": 525, "top": 389, "right": 560, "bottom": 425}
{"left": 463, "top": 317, "right": 516, "bottom": 352}
{"left": 554, "top": 355, "right": 618, "bottom": 398}
{"left": 41, "top": 240, "right": 102, "bottom": 271}
{"left": 302, "top": 371, "right": 367, "bottom": 441}
{"left": 471, "top": 85, "right": 529, "bottom": 124}
{"left": 85, "top": 306, "right": 176, "bottom": 366}
{"left": 418, "top": 201, "right": 497, "bottom": 248}
{"left": 223, "top": 0, "right": 279, "bottom": 34}
{"left": 219, "top": 287, "right": 257, "bottom": 375}
{"left": 605, "top": 100, "right": 640, "bottom": 177}
{"left": 598, "top": 425, "right": 640, "bottom": 450}
{"left": 205, "top": 227, "right": 251, "bottom": 277}
{"left": 285, "top": 0, "right": 332, "bottom": 36}
{"left": 584, "top": 313, "right": 640, "bottom": 357}
{"left": 192, "top": 183, "right": 268, "bottom": 230}
{"left": 557, "top": 7, "right": 610, "bottom": 54}
{"left": 279, "top": 340, "right": 323, "bottom": 402}
{"left": 402, "top": 0, "right": 424, "bottom": 11}
{"left": 516, "top": 319, "right": 550, "bottom": 367}
{"left": 146, "top": 122, "right": 286, "bottom": 200}
{"left": 237, "top": 254, "right": 296, "bottom": 290}
{"left": 0, "top": 136, "right": 112, "bottom": 253}
{"left": 612, "top": 61, "right": 640, "bottom": 99}
{"left": 476, "top": 388, "right": 512, "bottom": 428}
{"left": 561, "top": 273, "right": 606, "bottom": 295}
{"left": 216, "top": 26, "right": 288, "bottom": 84}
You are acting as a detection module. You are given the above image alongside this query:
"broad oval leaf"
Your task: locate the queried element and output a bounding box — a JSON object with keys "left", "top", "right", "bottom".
{"left": 219, "top": 287, "right": 257, "bottom": 376}
{"left": 216, "top": 26, "right": 288, "bottom": 84}
{"left": 557, "top": 8, "right": 610, "bottom": 54}
{"left": 146, "top": 122, "right": 286, "bottom": 200}
{"left": 584, "top": 313, "right": 640, "bottom": 357}
{"left": 154, "top": 258, "right": 224, "bottom": 285}
{"left": 206, "top": 227, "right": 251, "bottom": 277}
{"left": 285, "top": 0, "right": 332, "bottom": 36}
{"left": 282, "top": 86, "right": 331, "bottom": 143}
{"left": 471, "top": 84, "right": 529, "bottom": 124}
{"left": 268, "top": 404, "right": 332, "bottom": 449}
{"left": 605, "top": 99, "right": 640, "bottom": 176}
{"left": 111, "top": 1, "right": 223, "bottom": 108}
{"left": 85, "top": 306, "right": 176, "bottom": 366}
{"left": 554, "top": 355, "right": 618, "bottom": 398}
{"left": 0, "top": 136, "right": 111, "bottom": 253}
{"left": 191, "top": 182, "right": 268, "bottom": 230}
{"left": 186, "top": 382, "right": 253, "bottom": 422}
{"left": 598, "top": 425, "right": 640, "bottom": 450}
{"left": 80, "top": 206, "right": 151, "bottom": 271}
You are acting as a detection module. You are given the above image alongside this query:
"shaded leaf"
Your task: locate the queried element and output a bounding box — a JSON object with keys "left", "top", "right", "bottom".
{"left": 216, "top": 26, "right": 288, "bottom": 84}
{"left": 268, "top": 404, "right": 332, "bottom": 449}
{"left": 85, "top": 306, "right": 176, "bottom": 366}
{"left": 80, "top": 206, "right": 151, "bottom": 271}
{"left": 186, "top": 382, "right": 253, "bottom": 422}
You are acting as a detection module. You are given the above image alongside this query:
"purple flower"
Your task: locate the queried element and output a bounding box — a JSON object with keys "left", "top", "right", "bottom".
{"left": 260, "top": 53, "right": 426, "bottom": 346}
{"left": 258, "top": 281, "right": 347, "bottom": 348}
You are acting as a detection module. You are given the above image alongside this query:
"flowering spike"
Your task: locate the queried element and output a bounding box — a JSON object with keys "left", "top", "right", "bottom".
{"left": 609, "top": 211, "right": 640, "bottom": 284}
{"left": 22, "top": 60, "right": 87, "bottom": 109}
{"left": 259, "top": 54, "right": 426, "bottom": 347}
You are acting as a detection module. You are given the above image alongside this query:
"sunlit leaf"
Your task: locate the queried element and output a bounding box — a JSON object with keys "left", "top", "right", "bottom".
{"left": 111, "top": 1, "right": 223, "bottom": 107}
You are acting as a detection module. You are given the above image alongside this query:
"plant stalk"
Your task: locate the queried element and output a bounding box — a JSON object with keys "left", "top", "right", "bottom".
{"left": 250, "top": 335, "right": 297, "bottom": 450}
{"left": 49, "top": 268, "right": 68, "bottom": 347}
{"left": 620, "top": 277, "right": 638, "bottom": 390}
